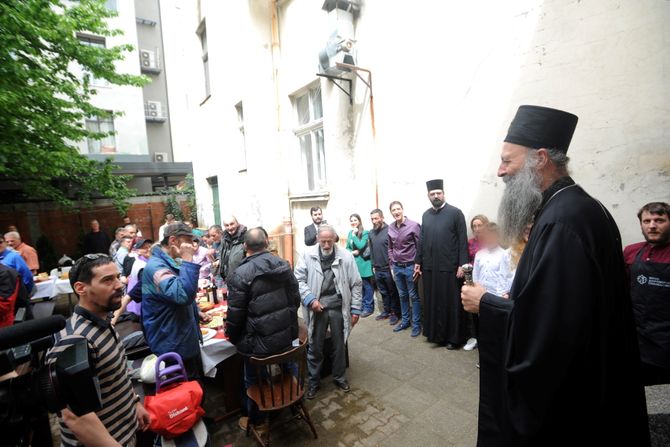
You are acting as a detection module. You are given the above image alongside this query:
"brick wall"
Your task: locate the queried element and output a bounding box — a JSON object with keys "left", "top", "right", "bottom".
{"left": 1, "top": 197, "right": 191, "bottom": 267}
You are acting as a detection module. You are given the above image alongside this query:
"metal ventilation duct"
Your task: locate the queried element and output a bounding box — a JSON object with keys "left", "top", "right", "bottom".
{"left": 318, "top": 0, "right": 358, "bottom": 76}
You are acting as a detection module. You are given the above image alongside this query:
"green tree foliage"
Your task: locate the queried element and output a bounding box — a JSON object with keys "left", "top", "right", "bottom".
{"left": 164, "top": 194, "right": 184, "bottom": 222}
{"left": 184, "top": 174, "right": 198, "bottom": 225}
{"left": 0, "top": 0, "right": 148, "bottom": 213}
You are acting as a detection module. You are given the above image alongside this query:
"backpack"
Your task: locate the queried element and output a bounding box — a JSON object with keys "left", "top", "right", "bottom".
{"left": 0, "top": 264, "right": 29, "bottom": 327}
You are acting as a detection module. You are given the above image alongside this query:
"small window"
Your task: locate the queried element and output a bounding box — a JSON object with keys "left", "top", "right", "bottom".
{"left": 77, "top": 33, "right": 106, "bottom": 48}
{"left": 85, "top": 112, "right": 116, "bottom": 154}
{"left": 235, "top": 102, "right": 247, "bottom": 172}
{"left": 197, "top": 22, "right": 210, "bottom": 98}
{"left": 292, "top": 84, "right": 325, "bottom": 192}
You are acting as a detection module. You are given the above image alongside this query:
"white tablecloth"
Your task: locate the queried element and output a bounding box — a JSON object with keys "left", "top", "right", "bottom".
{"left": 200, "top": 337, "right": 237, "bottom": 378}
{"left": 31, "top": 277, "right": 74, "bottom": 301}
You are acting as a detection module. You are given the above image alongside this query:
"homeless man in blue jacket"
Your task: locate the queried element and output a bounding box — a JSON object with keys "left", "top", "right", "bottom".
{"left": 142, "top": 222, "right": 208, "bottom": 379}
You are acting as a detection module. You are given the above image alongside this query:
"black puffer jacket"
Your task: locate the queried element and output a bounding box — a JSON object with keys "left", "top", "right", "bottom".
{"left": 226, "top": 251, "right": 300, "bottom": 357}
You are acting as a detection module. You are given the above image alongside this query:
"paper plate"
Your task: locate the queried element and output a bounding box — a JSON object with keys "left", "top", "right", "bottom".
{"left": 201, "top": 328, "right": 216, "bottom": 342}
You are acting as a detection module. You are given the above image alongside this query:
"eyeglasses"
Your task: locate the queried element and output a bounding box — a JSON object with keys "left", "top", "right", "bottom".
{"left": 70, "top": 253, "right": 111, "bottom": 283}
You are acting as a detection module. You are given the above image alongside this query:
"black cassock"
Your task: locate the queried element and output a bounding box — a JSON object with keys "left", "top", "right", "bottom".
{"left": 478, "top": 177, "right": 649, "bottom": 446}
{"left": 416, "top": 203, "right": 469, "bottom": 345}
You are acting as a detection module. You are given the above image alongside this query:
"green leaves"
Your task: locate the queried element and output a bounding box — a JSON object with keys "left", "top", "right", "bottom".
{"left": 0, "top": 0, "right": 148, "bottom": 213}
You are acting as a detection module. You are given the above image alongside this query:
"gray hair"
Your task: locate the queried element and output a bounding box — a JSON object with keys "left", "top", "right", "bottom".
{"left": 317, "top": 224, "right": 337, "bottom": 238}
{"left": 4, "top": 231, "right": 20, "bottom": 241}
{"left": 208, "top": 224, "right": 223, "bottom": 234}
{"left": 546, "top": 148, "right": 570, "bottom": 174}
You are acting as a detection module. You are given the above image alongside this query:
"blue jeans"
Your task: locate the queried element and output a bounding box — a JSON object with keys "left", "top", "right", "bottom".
{"left": 392, "top": 264, "right": 421, "bottom": 330}
{"left": 374, "top": 269, "right": 400, "bottom": 315}
{"left": 361, "top": 277, "right": 374, "bottom": 313}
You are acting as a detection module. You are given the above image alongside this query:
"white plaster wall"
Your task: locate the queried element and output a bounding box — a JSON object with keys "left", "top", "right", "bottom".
{"left": 165, "top": 0, "right": 670, "bottom": 246}
{"left": 74, "top": 0, "right": 149, "bottom": 156}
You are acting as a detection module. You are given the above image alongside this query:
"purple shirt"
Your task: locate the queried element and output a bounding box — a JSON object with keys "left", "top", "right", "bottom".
{"left": 388, "top": 217, "right": 421, "bottom": 264}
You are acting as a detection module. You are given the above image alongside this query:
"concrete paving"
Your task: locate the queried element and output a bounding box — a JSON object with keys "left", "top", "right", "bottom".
{"left": 211, "top": 311, "right": 480, "bottom": 446}
{"left": 210, "top": 306, "right": 670, "bottom": 446}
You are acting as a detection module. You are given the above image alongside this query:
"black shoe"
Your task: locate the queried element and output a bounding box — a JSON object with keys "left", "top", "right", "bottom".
{"left": 446, "top": 343, "right": 460, "bottom": 350}
{"left": 334, "top": 380, "right": 350, "bottom": 392}
{"left": 306, "top": 386, "right": 319, "bottom": 400}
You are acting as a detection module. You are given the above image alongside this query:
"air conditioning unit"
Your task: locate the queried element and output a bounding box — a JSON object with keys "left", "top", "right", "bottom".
{"left": 140, "top": 49, "right": 157, "bottom": 69}
{"left": 147, "top": 100, "right": 162, "bottom": 117}
{"left": 154, "top": 152, "right": 168, "bottom": 163}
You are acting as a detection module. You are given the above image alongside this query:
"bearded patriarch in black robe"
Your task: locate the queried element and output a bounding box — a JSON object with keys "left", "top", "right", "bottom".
{"left": 416, "top": 200, "right": 469, "bottom": 345}
{"left": 477, "top": 177, "right": 650, "bottom": 446}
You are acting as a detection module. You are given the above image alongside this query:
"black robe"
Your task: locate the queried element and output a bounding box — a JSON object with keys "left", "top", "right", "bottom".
{"left": 478, "top": 177, "right": 650, "bottom": 446}
{"left": 416, "top": 203, "right": 469, "bottom": 345}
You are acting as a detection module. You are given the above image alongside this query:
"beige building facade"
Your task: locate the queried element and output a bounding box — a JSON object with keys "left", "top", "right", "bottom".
{"left": 161, "top": 0, "right": 670, "bottom": 252}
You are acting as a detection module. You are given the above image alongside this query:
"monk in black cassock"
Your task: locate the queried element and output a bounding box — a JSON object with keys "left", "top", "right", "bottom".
{"left": 415, "top": 179, "right": 469, "bottom": 348}
{"left": 461, "top": 105, "right": 649, "bottom": 446}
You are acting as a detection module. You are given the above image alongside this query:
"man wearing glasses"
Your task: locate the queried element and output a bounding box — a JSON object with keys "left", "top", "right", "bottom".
{"left": 46, "top": 253, "right": 150, "bottom": 446}
{"left": 142, "top": 222, "right": 206, "bottom": 378}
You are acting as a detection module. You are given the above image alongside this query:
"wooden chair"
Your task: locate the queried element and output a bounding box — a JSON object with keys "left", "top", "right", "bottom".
{"left": 246, "top": 342, "right": 318, "bottom": 446}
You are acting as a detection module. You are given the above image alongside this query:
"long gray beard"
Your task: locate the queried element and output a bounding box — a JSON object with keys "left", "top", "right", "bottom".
{"left": 498, "top": 157, "right": 542, "bottom": 245}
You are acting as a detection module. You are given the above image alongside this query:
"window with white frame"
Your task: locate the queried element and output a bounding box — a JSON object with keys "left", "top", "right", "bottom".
{"left": 77, "top": 33, "right": 108, "bottom": 87}
{"left": 293, "top": 84, "right": 325, "bottom": 192}
{"left": 235, "top": 102, "right": 247, "bottom": 172}
{"left": 85, "top": 112, "right": 116, "bottom": 154}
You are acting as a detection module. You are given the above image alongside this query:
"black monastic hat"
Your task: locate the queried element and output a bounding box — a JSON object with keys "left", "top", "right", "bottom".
{"left": 426, "top": 179, "right": 444, "bottom": 191}
{"left": 504, "top": 105, "right": 578, "bottom": 153}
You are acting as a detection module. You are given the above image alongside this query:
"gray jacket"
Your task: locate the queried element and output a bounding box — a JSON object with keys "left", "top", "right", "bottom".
{"left": 294, "top": 245, "right": 362, "bottom": 342}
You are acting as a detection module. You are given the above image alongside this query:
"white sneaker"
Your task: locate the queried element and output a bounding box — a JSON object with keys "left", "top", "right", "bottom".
{"left": 464, "top": 338, "right": 478, "bottom": 351}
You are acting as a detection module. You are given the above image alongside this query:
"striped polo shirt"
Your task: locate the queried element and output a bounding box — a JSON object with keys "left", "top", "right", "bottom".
{"left": 46, "top": 305, "right": 138, "bottom": 447}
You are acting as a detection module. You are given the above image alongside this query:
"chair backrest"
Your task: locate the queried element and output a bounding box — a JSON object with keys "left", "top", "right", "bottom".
{"left": 155, "top": 352, "right": 188, "bottom": 393}
{"left": 248, "top": 342, "right": 308, "bottom": 411}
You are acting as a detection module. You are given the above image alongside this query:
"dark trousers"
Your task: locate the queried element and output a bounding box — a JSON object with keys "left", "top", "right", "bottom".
{"left": 375, "top": 269, "right": 400, "bottom": 315}
{"left": 307, "top": 307, "right": 346, "bottom": 388}
{"left": 640, "top": 361, "right": 670, "bottom": 386}
{"left": 183, "top": 355, "right": 204, "bottom": 381}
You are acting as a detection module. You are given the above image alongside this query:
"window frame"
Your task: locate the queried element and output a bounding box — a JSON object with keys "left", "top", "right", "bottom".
{"left": 235, "top": 101, "right": 247, "bottom": 172}
{"left": 196, "top": 21, "right": 210, "bottom": 100}
{"left": 85, "top": 112, "right": 116, "bottom": 154}
{"left": 292, "top": 84, "right": 326, "bottom": 193}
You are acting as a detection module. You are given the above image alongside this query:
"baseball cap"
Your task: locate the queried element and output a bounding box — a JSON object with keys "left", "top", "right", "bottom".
{"left": 133, "top": 238, "right": 153, "bottom": 250}
{"left": 163, "top": 223, "right": 194, "bottom": 240}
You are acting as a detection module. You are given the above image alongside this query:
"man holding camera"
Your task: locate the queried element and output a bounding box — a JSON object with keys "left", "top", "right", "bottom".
{"left": 46, "top": 254, "right": 150, "bottom": 446}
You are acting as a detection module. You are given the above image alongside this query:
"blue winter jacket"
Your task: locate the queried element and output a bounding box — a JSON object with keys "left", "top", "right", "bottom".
{"left": 141, "top": 246, "right": 201, "bottom": 360}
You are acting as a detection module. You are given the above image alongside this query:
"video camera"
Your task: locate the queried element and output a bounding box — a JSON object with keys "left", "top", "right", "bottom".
{"left": 0, "top": 316, "right": 102, "bottom": 446}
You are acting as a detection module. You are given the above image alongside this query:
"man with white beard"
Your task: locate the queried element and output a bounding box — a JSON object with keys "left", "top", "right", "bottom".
{"left": 461, "top": 105, "right": 649, "bottom": 446}
{"left": 295, "top": 225, "right": 362, "bottom": 399}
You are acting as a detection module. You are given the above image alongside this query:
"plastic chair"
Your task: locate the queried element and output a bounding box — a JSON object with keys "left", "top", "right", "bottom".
{"left": 246, "top": 341, "right": 318, "bottom": 446}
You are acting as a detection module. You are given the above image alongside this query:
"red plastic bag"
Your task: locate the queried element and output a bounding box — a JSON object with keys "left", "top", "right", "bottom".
{"left": 144, "top": 380, "right": 205, "bottom": 438}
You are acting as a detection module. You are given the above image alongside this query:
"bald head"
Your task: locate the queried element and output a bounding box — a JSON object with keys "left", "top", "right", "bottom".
{"left": 223, "top": 215, "right": 239, "bottom": 235}
{"left": 244, "top": 227, "right": 268, "bottom": 254}
{"left": 317, "top": 225, "right": 337, "bottom": 255}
